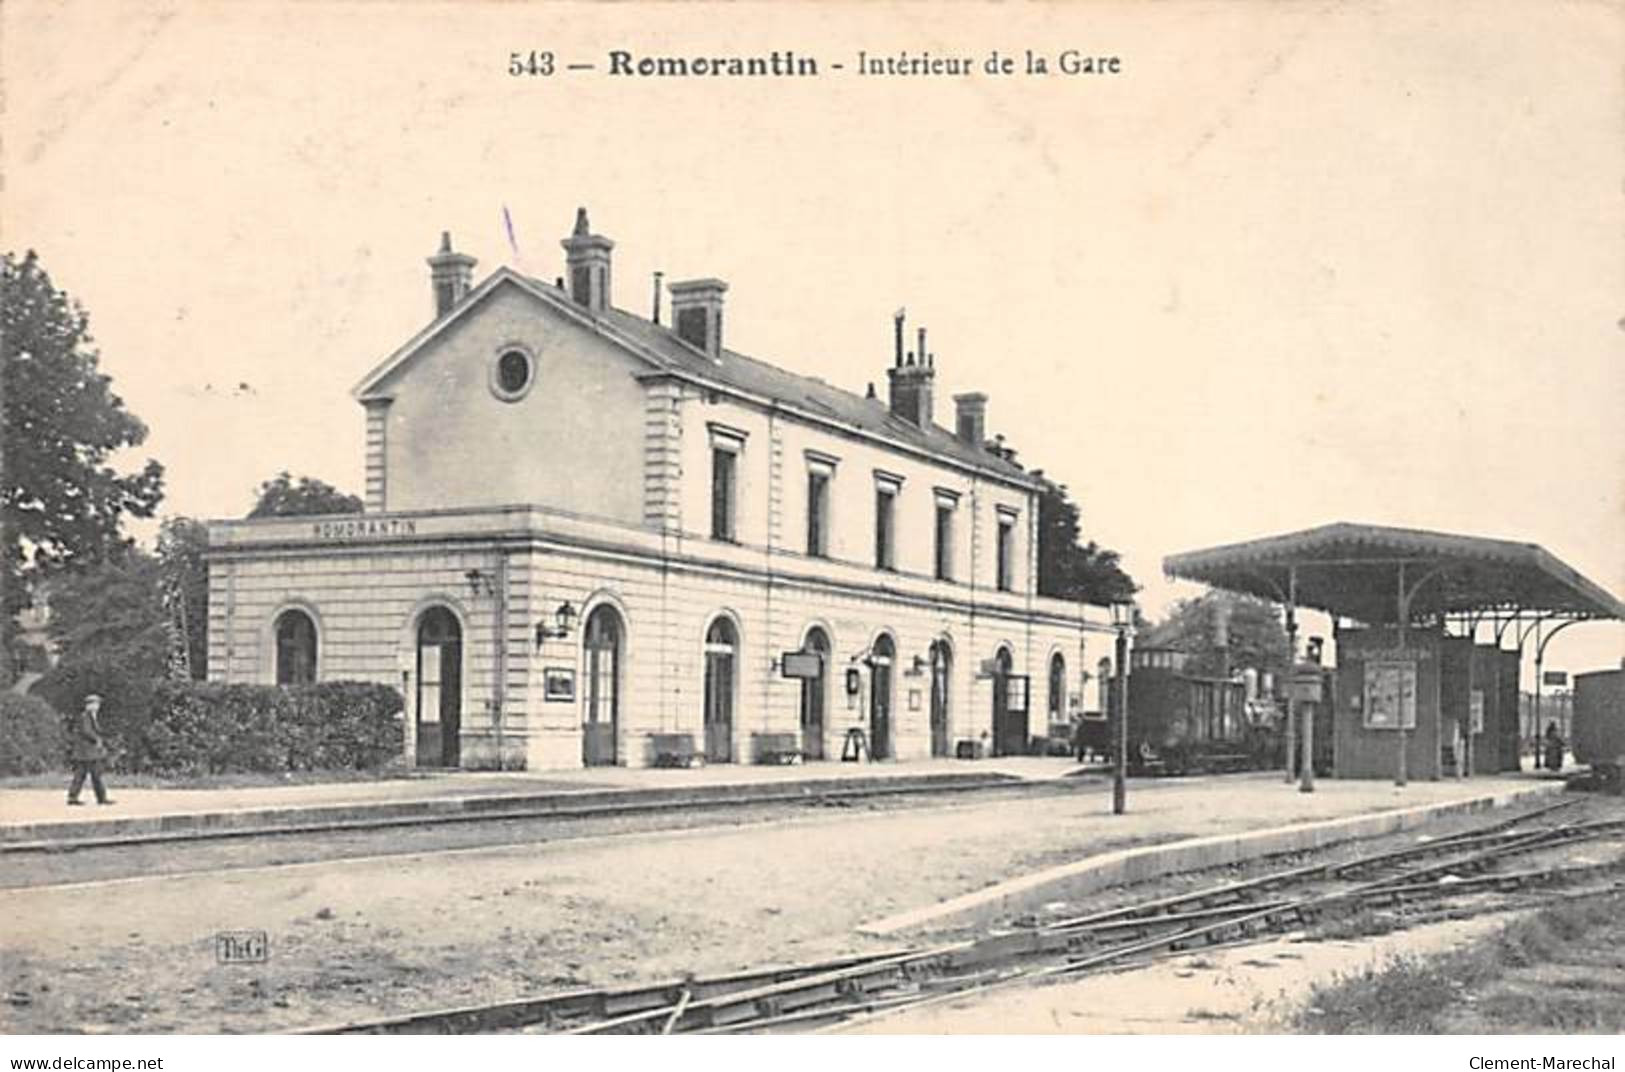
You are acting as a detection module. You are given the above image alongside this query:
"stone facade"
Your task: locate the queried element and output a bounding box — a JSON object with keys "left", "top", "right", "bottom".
{"left": 207, "top": 211, "right": 1113, "bottom": 770}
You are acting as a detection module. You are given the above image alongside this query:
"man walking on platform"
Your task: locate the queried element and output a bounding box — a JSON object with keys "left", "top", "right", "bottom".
{"left": 67, "top": 693, "right": 114, "bottom": 806}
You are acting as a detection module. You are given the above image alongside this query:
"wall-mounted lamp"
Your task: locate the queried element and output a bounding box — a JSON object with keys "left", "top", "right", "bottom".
{"left": 534, "top": 601, "right": 578, "bottom": 647}
{"left": 464, "top": 568, "right": 496, "bottom": 598}
{"left": 909, "top": 654, "right": 927, "bottom": 675}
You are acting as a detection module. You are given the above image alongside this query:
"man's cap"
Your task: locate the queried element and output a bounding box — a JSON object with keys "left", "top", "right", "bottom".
{"left": 84, "top": 693, "right": 102, "bottom": 703}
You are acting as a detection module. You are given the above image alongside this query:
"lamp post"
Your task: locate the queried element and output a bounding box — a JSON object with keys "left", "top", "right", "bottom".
{"left": 1110, "top": 599, "right": 1134, "bottom": 816}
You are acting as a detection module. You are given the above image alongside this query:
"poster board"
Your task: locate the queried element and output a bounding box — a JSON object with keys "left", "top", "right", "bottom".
{"left": 1363, "top": 660, "right": 1417, "bottom": 731}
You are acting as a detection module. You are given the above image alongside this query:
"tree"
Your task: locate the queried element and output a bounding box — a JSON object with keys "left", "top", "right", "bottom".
{"left": 156, "top": 516, "right": 209, "bottom": 679}
{"left": 1141, "top": 590, "right": 1292, "bottom": 679}
{"left": 1033, "top": 477, "right": 1137, "bottom": 606}
{"left": 43, "top": 551, "right": 169, "bottom": 675}
{"left": 2, "top": 251, "right": 165, "bottom": 670}
{"left": 247, "top": 472, "right": 363, "bottom": 519}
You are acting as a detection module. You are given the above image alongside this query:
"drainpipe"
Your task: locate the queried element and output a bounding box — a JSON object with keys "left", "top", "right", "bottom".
{"left": 494, "top": 552, "right": 508, "bottom": 771}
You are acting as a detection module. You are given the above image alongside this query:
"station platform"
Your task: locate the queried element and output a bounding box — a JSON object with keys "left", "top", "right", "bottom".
{"left": 0, "top": 757, "right": 1571, "bottom": 852}
{"left": 0, "top": 756, "right": 1073, "bottom": 848}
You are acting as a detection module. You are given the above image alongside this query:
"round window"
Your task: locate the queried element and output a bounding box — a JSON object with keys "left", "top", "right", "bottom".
{"left": 491, "top": 348, "right": 534, "bottom": 401}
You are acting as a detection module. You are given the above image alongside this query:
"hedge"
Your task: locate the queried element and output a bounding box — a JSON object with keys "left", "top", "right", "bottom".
{"left": 26, "top": 672, "right": 404, "bottom": 776}
{"left": 141, "top": 681, "right": 405, "bottom": 775}
{"left": 0, "top": 693, "right": 67, "bottom": 775}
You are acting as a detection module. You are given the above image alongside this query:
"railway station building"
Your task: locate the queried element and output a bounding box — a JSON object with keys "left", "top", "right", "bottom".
{"left": 206, "top": 210, "right": 1114, "bottom": 771}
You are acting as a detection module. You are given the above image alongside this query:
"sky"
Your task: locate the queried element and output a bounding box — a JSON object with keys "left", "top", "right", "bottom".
{"left": 4, "top": 0, "right": 1621, "bottom": 680}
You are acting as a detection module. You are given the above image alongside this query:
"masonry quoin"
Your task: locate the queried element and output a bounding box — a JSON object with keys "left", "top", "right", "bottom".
{"left": 1468, "top": 1059, "right": 1616, "bottom": 1070}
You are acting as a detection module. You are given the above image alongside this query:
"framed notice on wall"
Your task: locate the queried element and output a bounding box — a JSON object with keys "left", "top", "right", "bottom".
{"left": 1469, "top": 689, "right": 1485, "bottom": 734}
{"left": 1363, "top": 660, "right": 1417, "bottom": 730}
{"left": 543, "top": 667, "right": 576, "bottom": 703}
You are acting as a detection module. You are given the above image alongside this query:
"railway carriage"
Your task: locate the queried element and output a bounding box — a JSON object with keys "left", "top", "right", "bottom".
{"left": 1572, "top": 667, "right": 1624, "bottom": 794}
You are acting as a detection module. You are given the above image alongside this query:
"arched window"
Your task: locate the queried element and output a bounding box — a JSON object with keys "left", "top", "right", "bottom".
{"left": 274, "top": 609, "right": 318, "bottom": 685}
{"left": 1048, "top": 652, "right": 1066, "bottom": 720}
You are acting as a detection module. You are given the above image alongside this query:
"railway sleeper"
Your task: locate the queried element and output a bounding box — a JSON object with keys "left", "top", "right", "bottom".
{"left": 947, "top": 931, "right": 1047, "bottom": 970}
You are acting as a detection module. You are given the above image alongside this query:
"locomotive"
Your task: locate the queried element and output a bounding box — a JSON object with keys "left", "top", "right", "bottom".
{"left": 1077, "top": 645, "right": 1284, "bottom": 775}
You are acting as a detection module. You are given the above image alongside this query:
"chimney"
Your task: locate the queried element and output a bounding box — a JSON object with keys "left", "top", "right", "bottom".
{"left": 652, "top": 270, "right": 664, "bottom": 325}
{"left": 560, "top": 207, "right": 614, "bottom": 313}
{"left": 886, "top": 311, "right": 936, "bottom": 429}
{"left": 426, "top": 232, "right": 477, "bottom": 318}
{"left": 668, "top": 278, "right": 728, "bottom": 359}
{"left": 953, "top": 392, "right": 987, "bottom": 446}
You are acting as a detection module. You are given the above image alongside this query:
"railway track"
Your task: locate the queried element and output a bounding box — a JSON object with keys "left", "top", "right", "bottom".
{"left": 308, "top": 796, "right": 1625, "bottom": 1036}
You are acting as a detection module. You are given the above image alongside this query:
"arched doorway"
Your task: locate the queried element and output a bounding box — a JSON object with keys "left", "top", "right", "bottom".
{"left": 991, "top": 645, "right": 1020, "bottom": 757}
{"left": 800, "top": 627, "right": 831, "bottom": 761}
{"left": 870, "top": 633, "right": 895, "bottom": 760}
{"left": 929, "top": 640, "right": 952, "bottom": 757}
{"left": 274, "top": 609, "right": 318, "bottom": 685}
{"left": 581, "top": 605, "right": 622, "bottom": 766}
{"left": 1048, "top": 652, "right": 1067, "bottom": 725}
{"left": 703, "top": 617, "right": 737, "bottom": 763}
{"left": 416, "top": 606, "right": 462, "bottom": 768}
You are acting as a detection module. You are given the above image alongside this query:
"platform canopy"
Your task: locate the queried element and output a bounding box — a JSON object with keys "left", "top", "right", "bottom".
{"left": 1164, "top": 522, "right": 1625, "bottom": 626}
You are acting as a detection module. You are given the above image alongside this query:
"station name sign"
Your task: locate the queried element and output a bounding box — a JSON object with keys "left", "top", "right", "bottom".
{"left": 1356, "top": 647, "right": 1431, "bottom": 663}
{"left": 311, "top": 518, "right": 419, "bottom": 540}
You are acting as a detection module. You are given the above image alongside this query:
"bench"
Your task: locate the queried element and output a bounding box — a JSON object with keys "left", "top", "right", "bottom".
{"left": 648, "top": 733, "right": 701, "bottom": 768}
{"left": 1198, "top": 752, "right": 1253, "bottom": 773}
{"left": 752, "top": 732, "right": 803, "bottom": 765}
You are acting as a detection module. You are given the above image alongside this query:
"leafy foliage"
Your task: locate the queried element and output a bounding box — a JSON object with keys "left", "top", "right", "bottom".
{"left": 156, "top": 516, "right": 209, "bottom": 678}
{"left": 44, "top": 551, "right": 170, "bottom": 675}
{"left": 1140, "top": 590, "right": 1292, "bottom": 678}
{"left": 28, "top": 675, "right": 404, "bottom": 775}
{"left": 1033, "top": 476, "right": 1137, "bottom": 605}
{"left": 2, "top": 251, "right": 164, "bottom": 647}
{"left": 29, "top": 655, "right": 161, "bottom": 770}
{"left": 0, "top": 692, "right": 67, "bottom": 775}
{"left": 139, "top": 681, "right": 405, "bottom": 775}
{"left": 247, "top": 472, "right": 363, "bottom": 519}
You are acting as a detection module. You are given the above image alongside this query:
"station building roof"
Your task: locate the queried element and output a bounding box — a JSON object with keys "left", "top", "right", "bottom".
{"left": 1163, "top": 522, "right": 1625, "bottom": 625}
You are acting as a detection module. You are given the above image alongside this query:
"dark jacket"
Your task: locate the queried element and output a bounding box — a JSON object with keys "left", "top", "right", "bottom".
{"left": 67, "top": 706, "right": 108, "bottom": 763}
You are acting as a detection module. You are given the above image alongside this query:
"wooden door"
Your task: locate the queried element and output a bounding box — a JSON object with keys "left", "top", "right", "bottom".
{"left": 992, "top": 647, "right": 1015, "bottom": 757}
{"left": 582, "top": 606, "right": 621, "bottom": 766}
{"left": 800, "top": 629, "right": 830, "bottom": 761}
{"left": 703, "top": 618, "right": 736, "bottom": 763}
{"left": 416, "top": 607, "right": 462, "bottom": 768}
{"left": 929, "top": 642, "right": 951, "bottom": 757}
{"left": 870, "top": 634, "right": 895, "bottom": 760}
